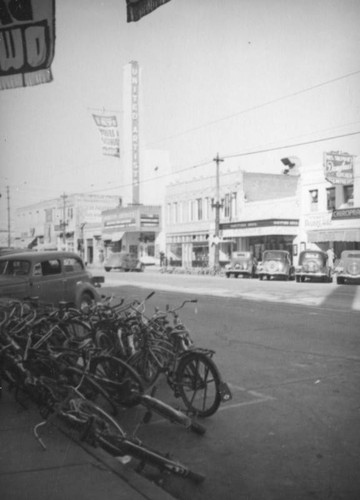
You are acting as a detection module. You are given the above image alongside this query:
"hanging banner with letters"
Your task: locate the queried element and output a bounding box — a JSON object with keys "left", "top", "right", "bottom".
{"left": 0, "top": 0, "right": 56, "bottom": 90}
{"left": 323, "top": 151, "right": 354, "bottom": 185}
{"left": 92, "top": 113, "right": 120, "bottom": 158}
{"left": 127, "top": 0, "right": 171, "bottom": 23}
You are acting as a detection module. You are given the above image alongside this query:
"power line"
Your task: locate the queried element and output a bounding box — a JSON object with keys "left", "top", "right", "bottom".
{"left": 145, "top": 69, "right": 360, "bottom": 147}
{"left": 223, "top": 130, "right": 360, "bottom": 160}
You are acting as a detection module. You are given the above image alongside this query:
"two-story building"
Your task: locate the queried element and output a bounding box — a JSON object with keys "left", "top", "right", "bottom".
{"left": 15, "top": 193, "right": 119, "bottom": 263}
{"left": 165, "top": 168, "right": 300, "bottom": 267}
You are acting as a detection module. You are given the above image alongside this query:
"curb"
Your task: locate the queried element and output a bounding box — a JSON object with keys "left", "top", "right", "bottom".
{"left": 57, "top": 423, "right": 177, "bottom": 500}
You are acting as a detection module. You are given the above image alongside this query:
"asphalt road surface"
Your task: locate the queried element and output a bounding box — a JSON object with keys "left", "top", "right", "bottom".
{"left": 99, "top": 270, "right": 360, "bottom": 500}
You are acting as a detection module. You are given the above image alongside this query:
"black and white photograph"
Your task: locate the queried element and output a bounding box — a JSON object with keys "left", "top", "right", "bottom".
{"left": 1, "top": 1, "right": 360, "bottom": 499}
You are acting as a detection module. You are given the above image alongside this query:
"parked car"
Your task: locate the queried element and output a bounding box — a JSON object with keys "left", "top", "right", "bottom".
{"left": 335, "top": 250, "right": 360, "bottom": 284}
{"left": 258, "top": 250, "right": 295, "bottom": 281}
{"left": 104, "top": 252, "right": 145, "bottom": 272}
{"left": 0, "top": 250, "right": 104, "bottom": 309}
{"left": 225, "top": 251, "right": 257, "bottom": 278}
{"left": 295, "top": 250, "right": 332, "bottom": 283}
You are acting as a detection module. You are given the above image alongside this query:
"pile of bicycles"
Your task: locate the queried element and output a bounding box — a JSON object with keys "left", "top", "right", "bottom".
{"left": 0, "top": 293, "right": 232, "bottom": 484}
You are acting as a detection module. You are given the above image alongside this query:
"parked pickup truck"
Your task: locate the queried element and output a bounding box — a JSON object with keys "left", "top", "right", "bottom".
{"left": 0, "top": 250, "right": 104, "bottom": 309}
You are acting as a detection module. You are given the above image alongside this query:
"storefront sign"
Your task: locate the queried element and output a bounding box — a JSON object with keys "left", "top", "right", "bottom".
{"left": 0, "top": 0, "right": 56, "bottom": 90}
{"left": 131, "top": 61, "right": 140, "bottom": 204}
{"left": 304, "top": 212, "right": 332, "bottom": 228}
{"left": 140, "top": 214, "right": 159, "bottom": 227}
{"left": 323, "top": 151, "right": 354, "bottom": 185}
{"left": 92, "top": 114, "right": 120, "bottom": 157}
{"left": 104, "top": 218, "right": 136, "bottom": 229}
{"left": 220, "top": 219, "right": 299, "bottom": 230}
{"left": 332, "top": 207, "right": 360, "bottom": 220}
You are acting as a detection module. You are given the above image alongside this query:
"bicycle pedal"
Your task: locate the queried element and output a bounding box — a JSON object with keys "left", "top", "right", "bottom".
{"left": 219, "top": 382, "right": 232, "bottom": 402}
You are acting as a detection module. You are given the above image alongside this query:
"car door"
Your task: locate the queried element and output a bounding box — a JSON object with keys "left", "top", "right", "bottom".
{"left": 62, "top": 256, "right": 88, "bottom": 303}
{"left": 30, "top": 257, "right": 65, "bottom": 305}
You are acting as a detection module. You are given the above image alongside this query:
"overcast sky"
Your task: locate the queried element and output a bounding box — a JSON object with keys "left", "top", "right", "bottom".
{"left": 1, "top": 0, "right": 360, "bottom": 228}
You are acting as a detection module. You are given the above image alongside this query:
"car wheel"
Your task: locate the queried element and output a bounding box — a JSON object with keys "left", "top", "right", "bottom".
{"left": 78, "top": 292, "right": 94, "bottom": 311}
{"left": 225, "top": 273, "right": 230, "bottom": 278}
{"left": 105, "top": 267, "right": 111, "bottom": 272}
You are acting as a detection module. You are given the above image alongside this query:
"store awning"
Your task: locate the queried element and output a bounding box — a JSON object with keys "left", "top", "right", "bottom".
{"left": 111, "top": 231, "right": 125, "bottom": 242}
{"left": 308, "top": 229, "right": 360, "bottom": 243}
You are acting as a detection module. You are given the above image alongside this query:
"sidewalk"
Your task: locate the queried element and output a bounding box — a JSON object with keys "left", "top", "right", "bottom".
{"left": 0, "top": 388, "right": 175, "bottom": 500}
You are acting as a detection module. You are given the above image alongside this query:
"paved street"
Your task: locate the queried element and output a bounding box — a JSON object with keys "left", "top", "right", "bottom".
{"left": 99, "top": 270, "right": 360, "bottom": 500}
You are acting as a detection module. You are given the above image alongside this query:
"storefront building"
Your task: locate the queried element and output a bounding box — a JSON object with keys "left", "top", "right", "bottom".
{"left": 15, "top": 194, "right": 119, "bottom": 263}
{"left": 102, "top": 204, "right": 162, "bottom": 261}
{"left": 165, "top": 169, "right": 300, "bottom": 267}
{"left": 298, "top": 152, "right": 360, "bottom": 260}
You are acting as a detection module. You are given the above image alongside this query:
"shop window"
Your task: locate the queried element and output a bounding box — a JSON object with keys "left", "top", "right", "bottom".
{"left": 343, "top": 185, "right": 354, "bottom": 205}
{"left": 196, "top": 198, "right": 203, "bottom": 220}
{"left": 309, "top": 189, "right": 318, "bottom": 211}
{"left": 326, "top": 187, "right": 336, "bottom": 211}
{"left": 173, "top": 202, "right": 178, "bottom": 223}
{"left": 231, "top": 192, "right": 237, "bottom": 219}
{"left": 224, "top": 193, "right": 230, "bottom": 218}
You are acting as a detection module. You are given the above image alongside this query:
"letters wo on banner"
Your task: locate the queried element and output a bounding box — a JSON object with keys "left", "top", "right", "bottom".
{"left": 0, "top": 0, "right": 55, "bottom": 90}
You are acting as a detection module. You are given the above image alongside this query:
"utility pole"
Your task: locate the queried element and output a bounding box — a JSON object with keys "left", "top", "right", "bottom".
{"left": 61, "top": 192, "right": 67, "bottom": 247}
{"left": 212, "top": 153, "right": 224, "bottom": 269}
{"left": 6, "top": 186, "right": 10, "bottom": 247}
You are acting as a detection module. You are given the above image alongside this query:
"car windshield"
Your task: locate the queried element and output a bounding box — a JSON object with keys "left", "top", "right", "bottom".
{"left": 0, "top": 259, "right": 31, "bottom": 276}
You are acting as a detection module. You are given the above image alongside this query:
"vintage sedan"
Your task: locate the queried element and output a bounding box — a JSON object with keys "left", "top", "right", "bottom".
{"left": 0, "top": 250, "right": 103, "bottom": 309}
{"left": 104, "top": 252, "right": 145, "bottom": 272}
{"left": 295, "top": 250, "right": 332, "bottom": 283}
{"left": 335, "top": 250, "right": 360, "bottom": 284}
{"left": 258, "top": 250, "right": 295, "bottom": 281}
{"left": 225, "top": 251, "right": 257, "bottom": 278}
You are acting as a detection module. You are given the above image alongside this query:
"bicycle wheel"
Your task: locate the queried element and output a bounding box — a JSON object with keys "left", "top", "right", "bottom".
{"left": 128, "top": 342, "right": 172, "bottom": 386}
{"left": 89, "top": 355, "right": 144, "bottom": 407}
{"left": 176, "top": 352, "right": 221, "bottom": 417}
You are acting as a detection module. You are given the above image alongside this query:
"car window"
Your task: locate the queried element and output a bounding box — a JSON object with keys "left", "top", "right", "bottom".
{"left": 41, "top": 259, "right": 61, "bottom": 276}
{"left": 63, "top": 257, "right": 83, "bottom": 273}
{"left": 264, "top": 252, "right": 284, "bottom": 261}
{"left": 347, "top": 254, "right": 360, "bottom": 259}
{"left": 1, "top": 259, "right": 31, "bottom": 276}
{"left": 33, "top": 263, "right": 42, "bottom": 276}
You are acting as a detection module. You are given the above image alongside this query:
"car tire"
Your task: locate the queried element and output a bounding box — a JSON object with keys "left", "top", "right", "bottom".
{"left": 225, "top": 273, "right": 230, "bottom": 278}
{"left": 105, "top": 267, "right": 111, "bottom": 272}
{"left": 78, "top": 292, "right": 94, "bottom": 311}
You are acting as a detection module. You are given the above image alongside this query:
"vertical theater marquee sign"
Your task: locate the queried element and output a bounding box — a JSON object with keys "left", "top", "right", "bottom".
{"left": 131, "top": 61, "right": 140, "bottom": 204}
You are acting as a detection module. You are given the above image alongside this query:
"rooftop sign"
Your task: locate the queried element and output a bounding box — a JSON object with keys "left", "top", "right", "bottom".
{"left": 323, "top": 151, "right": 354, "bottom": 185}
